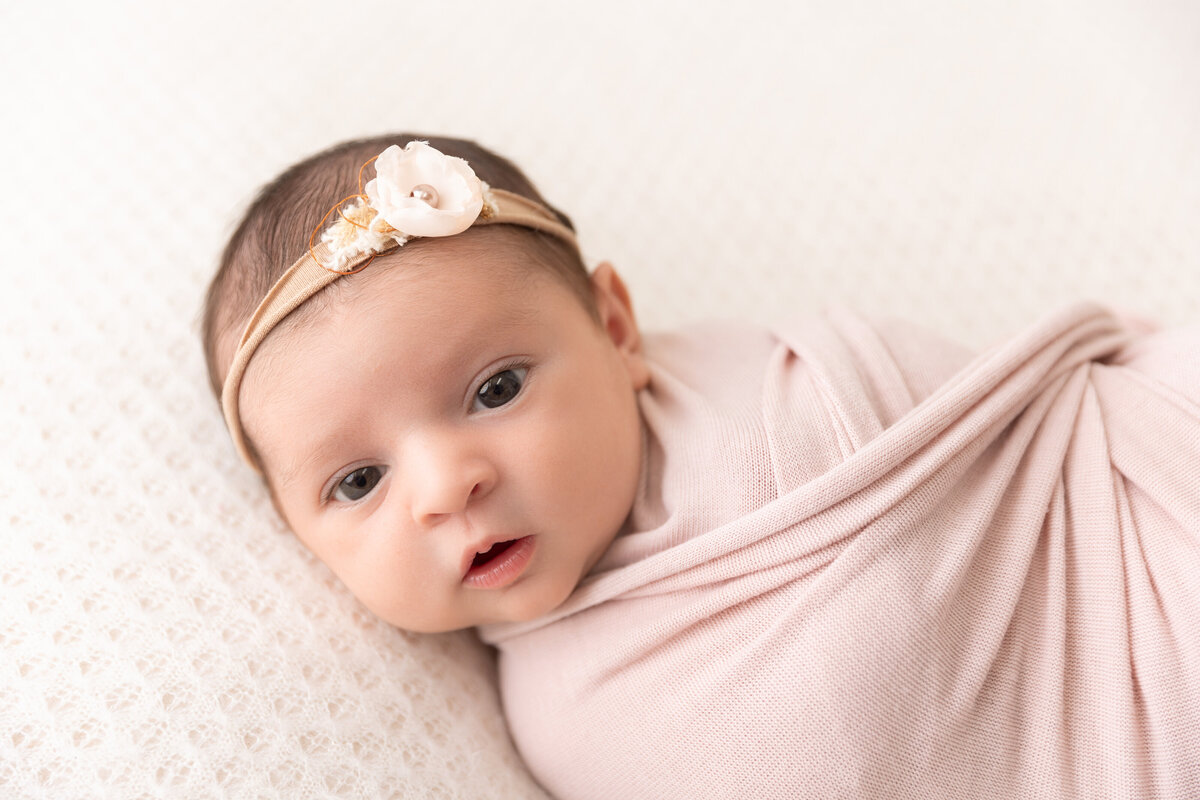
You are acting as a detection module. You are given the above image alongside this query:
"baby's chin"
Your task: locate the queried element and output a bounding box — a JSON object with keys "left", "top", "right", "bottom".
{"left": 374, "top": 576, "right": 579, "bottom": 634}
{"left": 479, "top": 574, "right": 580, "bottom": 628}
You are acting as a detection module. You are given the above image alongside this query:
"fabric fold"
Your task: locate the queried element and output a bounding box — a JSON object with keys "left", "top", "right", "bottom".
{"left": 479, "top": 304, "right": 1200, "bottom": 800}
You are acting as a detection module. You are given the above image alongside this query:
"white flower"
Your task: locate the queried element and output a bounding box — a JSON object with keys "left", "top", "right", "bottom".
{"left": 365, "top": 141, "right": 484, "bottom": 237}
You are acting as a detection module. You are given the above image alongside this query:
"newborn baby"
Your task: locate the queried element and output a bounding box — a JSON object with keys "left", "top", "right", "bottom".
{"left": 205, "top": 136, "right": 647, "bottom": 633}
{"left": 205, "top": 134, "right": 1200, "bottom": 798}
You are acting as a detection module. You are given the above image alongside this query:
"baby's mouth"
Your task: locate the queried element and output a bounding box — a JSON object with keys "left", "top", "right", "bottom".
{"left": 472, "top": 539, "right": 518, "bottom": 568}
{"left": 461, "top": 536, "right": 537, "bottom": 590}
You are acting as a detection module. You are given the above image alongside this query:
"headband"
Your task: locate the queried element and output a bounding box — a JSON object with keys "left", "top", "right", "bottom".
{"left": 221, "top": 141, "right": 579, "bottom": 471}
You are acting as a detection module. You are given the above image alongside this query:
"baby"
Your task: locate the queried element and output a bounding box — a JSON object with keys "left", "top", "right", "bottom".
{"left": 205, "top": 135, "right": 1200, "bottom": 799}
{"left": 204, "top": 135, "right": 648, "bottom": 634}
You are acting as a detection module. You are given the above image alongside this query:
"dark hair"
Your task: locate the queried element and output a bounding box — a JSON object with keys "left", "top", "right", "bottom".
{"left": 201, "top": 133, "right": 591, "bottom": 399}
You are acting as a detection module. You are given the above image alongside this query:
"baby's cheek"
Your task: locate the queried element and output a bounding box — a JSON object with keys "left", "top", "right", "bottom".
{"left": 559, "top": 401, "right": 627, "bottom": 481}
{"left": 579, "top": 397, "right": 642, "bottom": 515}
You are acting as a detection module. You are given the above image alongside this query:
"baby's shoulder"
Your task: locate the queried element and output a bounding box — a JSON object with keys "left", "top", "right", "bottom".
{"left": 642, "top": 320, "right": 781, "bottom": 405}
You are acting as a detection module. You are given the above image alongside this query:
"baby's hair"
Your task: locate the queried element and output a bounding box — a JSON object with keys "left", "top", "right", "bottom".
{"left": 202, "top": 133, "right": 592, "bottom": 400}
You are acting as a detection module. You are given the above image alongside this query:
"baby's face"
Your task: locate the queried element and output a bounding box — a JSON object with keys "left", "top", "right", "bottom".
{"left": 238, "top": 233, "right": 649, "bottom": 632}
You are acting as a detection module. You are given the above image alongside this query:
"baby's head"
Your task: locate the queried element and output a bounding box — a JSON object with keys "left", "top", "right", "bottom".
{"left": 203, "top": 135, "right": 649, "bottom": 632}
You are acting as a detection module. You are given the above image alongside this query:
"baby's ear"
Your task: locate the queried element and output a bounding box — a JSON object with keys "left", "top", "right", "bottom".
{"left": 591, "top": 263, "right": 650, "bottom": 390}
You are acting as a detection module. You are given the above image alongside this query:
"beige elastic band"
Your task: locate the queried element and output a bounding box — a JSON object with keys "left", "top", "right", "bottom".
{"left": 221, "top": 189, "right": 578, "bottom": 471}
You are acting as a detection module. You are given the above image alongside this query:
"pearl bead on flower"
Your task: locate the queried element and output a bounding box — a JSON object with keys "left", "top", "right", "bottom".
{"left": 409, "top": 184, "right": 439, "bottom": 207}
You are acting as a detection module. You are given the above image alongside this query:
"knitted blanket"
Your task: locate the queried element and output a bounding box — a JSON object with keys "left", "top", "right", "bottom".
{"left": 479, "top": 304, "right": 1200, "bottom": 799}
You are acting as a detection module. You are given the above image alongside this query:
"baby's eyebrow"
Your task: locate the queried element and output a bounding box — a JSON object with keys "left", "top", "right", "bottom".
{"left": 274, "top": 441, "right": 339, "bottom": 494}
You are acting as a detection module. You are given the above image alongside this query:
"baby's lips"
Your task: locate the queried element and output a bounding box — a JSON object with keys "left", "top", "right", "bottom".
{"left": 460, "top": 535, "right": 519, "bottom": 580}
{"left": 460, "top": 537, "right": 537, "bottom": 591}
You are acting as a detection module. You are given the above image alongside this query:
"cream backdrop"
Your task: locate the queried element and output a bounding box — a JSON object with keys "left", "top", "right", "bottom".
{"left": 2, "top": 1, "right": 1197, "bottom": 797}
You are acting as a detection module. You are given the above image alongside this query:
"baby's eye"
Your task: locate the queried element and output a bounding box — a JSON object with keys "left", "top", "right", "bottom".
{"left": 333, "top": 466, "right": 385, "bottom": 503}
{"left": 474, "top": 367, "right": 527, "bottom": 411}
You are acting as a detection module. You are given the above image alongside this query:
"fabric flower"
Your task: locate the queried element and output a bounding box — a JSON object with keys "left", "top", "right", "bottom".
{"left": 365, "top": 141, "right": 484, "bottom": 237}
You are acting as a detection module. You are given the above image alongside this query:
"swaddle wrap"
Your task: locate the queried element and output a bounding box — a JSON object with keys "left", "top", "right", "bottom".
{"left": 479, "top": 304, "right": 1200, "bottom": 799}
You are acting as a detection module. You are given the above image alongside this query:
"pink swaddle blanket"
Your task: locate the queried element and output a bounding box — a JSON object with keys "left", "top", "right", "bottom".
{"left": 479, "top": 304, "right": 1200, "bottom": 799}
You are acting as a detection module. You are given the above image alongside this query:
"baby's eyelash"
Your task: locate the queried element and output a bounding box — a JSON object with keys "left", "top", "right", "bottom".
{"left": 487, "top": 357, "right": 531, "bottom": 379}
{"left": 321, "top": 462, "right": 381, "bottom": 505}
{"left": 472, "top": 358, "right": 532, "bottom": 398}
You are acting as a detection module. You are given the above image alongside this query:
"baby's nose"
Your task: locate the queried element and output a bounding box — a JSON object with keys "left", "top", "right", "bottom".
{"left": 407, "top": 444, "right": 496, "bottom": 525}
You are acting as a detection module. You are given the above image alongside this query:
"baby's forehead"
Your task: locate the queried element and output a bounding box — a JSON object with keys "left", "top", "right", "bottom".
{"left": 284, "top": 231, "right": 550, "bottom": 330}
{"left": 251, "top": 239, "right": 568, "bottom": 375}
{"left": 223, "top": 226, "right": 584, "bottom": 410}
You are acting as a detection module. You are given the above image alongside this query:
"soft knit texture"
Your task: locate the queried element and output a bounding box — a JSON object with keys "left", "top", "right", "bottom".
{"left": 480, "top": 304, "right": 1200, "bottom": 799}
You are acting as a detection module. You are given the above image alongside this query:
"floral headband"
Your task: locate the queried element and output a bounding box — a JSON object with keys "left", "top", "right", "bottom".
{"left": 221, "top": 141, "right": 580, "bottom": 471}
